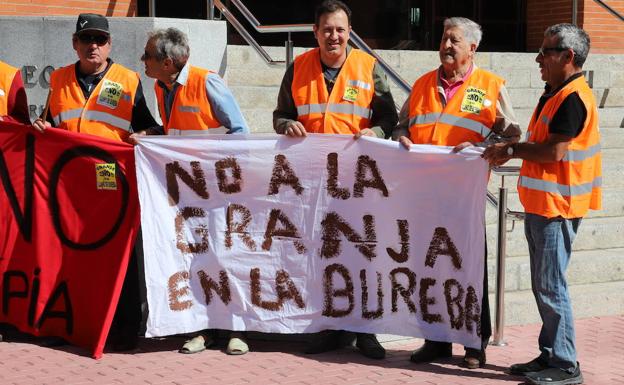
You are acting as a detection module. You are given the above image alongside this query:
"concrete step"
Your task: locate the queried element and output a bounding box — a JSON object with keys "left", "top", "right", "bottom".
{"left": 230, "top": 86, "right": 280, "bottom": 110}
{"left": 596, "top": 126, "right": 622, "bottom": 149}
{"left": 486, "top": 248, "right": 624, "bottom": 293}
{"left": 226, "top": 66, "right": 288, "bottom": 87}
{"left": 240, "top": 107, "right": 275, "bottom": 133}
{"left": 507, "top": 87, "right": 624, "bottom": 109}
{"left": 226, "top": 45, "right": 624, "bottom": 87}
{"left": 498, "top": 280, "right": 624, "bottom": 326}
{"left": 486, "top": 216, "right": 624, "bottom": 258}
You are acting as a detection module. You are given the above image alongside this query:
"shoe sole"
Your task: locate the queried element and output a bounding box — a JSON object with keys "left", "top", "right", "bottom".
{"left": 509, "top": 365, "right": 549, "bottom": 376}
{"left": 527, "top": 374, "right": 584, "bottom": 385}
{"left": 179, "top": 347, "right": 206, "bottom": 354}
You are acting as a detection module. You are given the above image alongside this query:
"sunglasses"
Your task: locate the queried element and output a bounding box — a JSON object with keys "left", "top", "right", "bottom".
{"left": 77, "top": 33, "right": 109, "bottom": 46}
{"left": 141, "top": 50, "right": 163, "bottom": 61}
{"left": 538, "top": 46, "right": 567, "bottom": 56}
{"left": 141, "top": 50, "right": 154, "bottom": 60}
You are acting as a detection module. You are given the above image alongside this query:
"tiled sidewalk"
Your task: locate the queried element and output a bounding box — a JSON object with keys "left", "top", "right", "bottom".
{"left": 1, "top": 315, "right": 623, "bottom": 385}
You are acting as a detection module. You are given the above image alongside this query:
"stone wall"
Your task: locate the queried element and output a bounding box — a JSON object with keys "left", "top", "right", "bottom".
{"left": 0, "top": 17, "right": 227, "bottom": 124}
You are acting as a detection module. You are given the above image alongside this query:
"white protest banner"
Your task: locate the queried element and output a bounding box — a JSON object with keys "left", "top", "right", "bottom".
{"left": 135, "top": 134, "right": 488, "bottom": 349}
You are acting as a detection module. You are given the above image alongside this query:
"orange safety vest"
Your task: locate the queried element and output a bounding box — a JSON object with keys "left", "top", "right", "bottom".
{"left": 49, "top": 63, "right": 138, "bottom": 142}
{"left": 292, "top": 48, "right": 376, "bottom": 134}
{"left": 0, "top": 60, "right": 19, "bottom": 116}
{"left": 408, "top": 68, "right": 503, "bottom": 146}
{"left": 518, "top": 75, "right": 602, "bottom": 219}
{"left": 154, "top": 65, "right": 222, "bottom": 135}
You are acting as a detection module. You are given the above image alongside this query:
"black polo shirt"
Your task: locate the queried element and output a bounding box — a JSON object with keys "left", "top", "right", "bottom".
{"left": 535, "top": 72, "right": 587, "bottom": 138}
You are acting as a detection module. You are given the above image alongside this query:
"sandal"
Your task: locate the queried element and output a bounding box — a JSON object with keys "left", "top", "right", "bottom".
{"left": 179, "top": 334, "right": 213, "bottom": 354}
{"left": 226, "top": 332, "right": 249, "bottom": 355}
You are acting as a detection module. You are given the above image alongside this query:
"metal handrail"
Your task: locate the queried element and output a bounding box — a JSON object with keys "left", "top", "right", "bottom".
{"left": 160, "top": 0, "right": 522, "bottom": 347}
{"left": 489, "top": 165, "right": 523, "bottom": 346}
{"left": 593, "top": 0, "right": 624, "bottom": 22}
{"left": 213, "top": 0, "right": 287, "bottom": 66}
{"left": 213, "top": 0, "right": 412, "bottom": 94}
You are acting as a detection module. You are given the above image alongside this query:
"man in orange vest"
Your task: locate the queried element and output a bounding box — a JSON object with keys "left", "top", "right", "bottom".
{"left": 0, "top": 60, "right": 30, "bottom": 124}
{"left": 32, "top": 14, "right": 159, "bottom": 142}
{"left": 483, "top": 24, "right": 599, "bottom": 385}
{"left": 273, "top": 0, "right": 398, "bottom": 359}
{"left": 131, "top": 28, "right": 248, "bottom": 141}
{"left": 31, "top": 13, "right": 160, "bottom": 352}
{"left": 392, "top": 17, "right": 520, "bottom": 369}
{"left": 135, "top": 27, "right": 250, "bottom": 355}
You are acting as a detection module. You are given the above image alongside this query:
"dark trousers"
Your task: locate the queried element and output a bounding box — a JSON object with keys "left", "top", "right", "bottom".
{"left": 110, "top": 230, "right": 144, "bottom": 339}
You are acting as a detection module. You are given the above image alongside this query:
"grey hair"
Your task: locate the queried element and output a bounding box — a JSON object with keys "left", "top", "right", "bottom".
{"left": 544, "top": 23, "right": 590, "bottom": 68}
{"left": 443, "top": 17, "right": 482, "bottom": 48}
{"left": 148, "top": 27, "right": 190, "bottom": 70}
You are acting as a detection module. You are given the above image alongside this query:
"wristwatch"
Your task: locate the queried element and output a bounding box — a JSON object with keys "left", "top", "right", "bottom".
{"left": 506, "top": 144, "right": 515, "bottom": 156}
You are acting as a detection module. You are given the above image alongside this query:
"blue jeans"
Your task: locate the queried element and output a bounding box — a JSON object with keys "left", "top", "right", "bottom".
{"left": 524, "top": 213, "right": 581, "bottom": 372}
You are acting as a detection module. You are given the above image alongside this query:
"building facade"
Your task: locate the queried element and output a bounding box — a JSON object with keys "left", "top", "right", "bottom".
{"left": 0, "top": 0, "right": 622, "bottom": 53}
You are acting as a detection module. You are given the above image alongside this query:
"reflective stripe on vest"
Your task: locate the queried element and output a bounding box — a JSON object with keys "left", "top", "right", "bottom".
{"left": 519, "top": 175, "right": 602, "bottom": 197}
{"left": 518, "top": 75, "right": 601, "bottom": 218}
{"left": 408, "top": 112, "right": 492, "bottom": 138}
{"left": 178, "top": 105, "right": 200, "bottom": 113}
{"left": 53, "top": 108, "right": 131, "bottom": 132}
{"left": 155, "top": 65, "right": 221, "bottom": 133}
{"left": 347, "top": 79, "right": 371, "bottom": 90}
{"left": 407, "top": 68, "right": 503, "bottom": 146}
{"left": 53, "top": 107, "right": 83, "bottom": 126}
{"left": 168, "top": 127, "right": 228, "bottom": 135}
{"left": 48, "top": 63, "right": 138, "bottom": 142}
{"left": 291, "top": 48, "right": 376, "bottom": 134}
{"left": 562, "top": 143, "right": 601, "bottom": 162}
{"left": 82, "top": 110, "right": 131, "bottom": 131}
{"left": 296, "top": 103, "right": 371, "bottom": 119}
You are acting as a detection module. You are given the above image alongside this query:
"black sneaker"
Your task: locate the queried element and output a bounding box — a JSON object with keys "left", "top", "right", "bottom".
{"left": 525, "top": 364, "right": 583, "bottom": 385}
{"left": 510, "top": 355, "right": 549, "bottom": 375}
{"left": 355, "top": 333, "right": 385, "bottom": 359}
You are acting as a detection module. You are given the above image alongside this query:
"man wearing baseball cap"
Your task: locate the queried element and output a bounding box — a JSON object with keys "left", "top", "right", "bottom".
{"left": 32, "top": 13, "right": 159, "bottom": 351}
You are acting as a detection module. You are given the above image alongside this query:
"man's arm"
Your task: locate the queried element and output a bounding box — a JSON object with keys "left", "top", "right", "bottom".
{"left": 205, "top": 73, "right": 249, "bottom": 134}
{"left": 484, "top": 84, "right": 521, "bottom": 144}
{"left": 130, "top": 80, "right": 163, "bottom": 134}
{"left": 273, "top": 63, "right": 301, "bottom": 134}
{"left": 369, "top": 62, "right": 398, "bottom": 138}
{"left": 483, "top": 133, "right": 574, "bottom": 166}
{"left": 391, "top": 97, "right": 410, "bottom": 141}
{"left": 483, "top": 92, "right": 586, "bottom": 165}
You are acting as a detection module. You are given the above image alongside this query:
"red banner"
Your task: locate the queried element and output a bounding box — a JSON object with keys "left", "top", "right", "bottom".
{"left": 0, "top": 122, "right": 140, "bottom": 358}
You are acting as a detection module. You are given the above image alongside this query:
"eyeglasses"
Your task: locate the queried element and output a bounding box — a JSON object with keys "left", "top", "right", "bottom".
{"left": 538, "top": 46, "right": 567, "bottom": 56}
{"left": 77, "top": 33, "right": 109, "bottom": 46}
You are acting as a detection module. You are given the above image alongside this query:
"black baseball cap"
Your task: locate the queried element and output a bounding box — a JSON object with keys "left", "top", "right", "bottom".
{"left": 75, "top": 13, "right": 110, "bottom": 35}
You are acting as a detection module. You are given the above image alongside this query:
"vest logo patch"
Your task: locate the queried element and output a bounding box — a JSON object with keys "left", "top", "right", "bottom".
{"left": 95, "top": 163, "right": 117, "bottom": 190}
{"left": 97, "top": 79, "right": 124, "bottom": 109}
{"left": 0, "top": 89, "right": 5, "bottom": 97}
{"left": 460, "top": 86, "right": 486, "bottom": 114}
{"left": 343, "top": 86, "right": 359, "bottom": 102}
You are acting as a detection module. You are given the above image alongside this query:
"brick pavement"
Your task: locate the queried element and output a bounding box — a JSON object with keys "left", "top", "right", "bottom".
{"left": 1, "top": 315, "right": 623, "bottom": 385}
